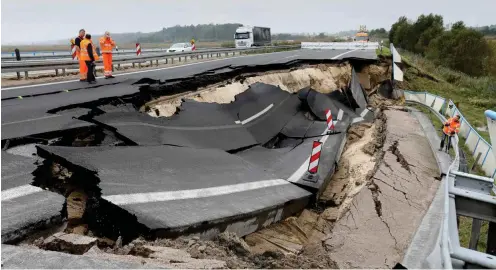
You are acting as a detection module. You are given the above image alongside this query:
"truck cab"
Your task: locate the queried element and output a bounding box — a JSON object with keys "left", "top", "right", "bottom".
{"left": 234, "top": 26, "right": 254, "bottom": 48}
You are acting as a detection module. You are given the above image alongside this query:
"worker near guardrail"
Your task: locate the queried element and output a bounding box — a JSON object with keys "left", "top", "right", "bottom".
{"left": 99, "top": 31, "right": 116, "bottom": 79}
{"left": 74, "top": 29, "right": 87, "bottom": 81}
{"left": 440, "top": 115, "right": 461, "bottom": 151}
{"left": 80, "top": 34, "right": 99, "bottom": 84}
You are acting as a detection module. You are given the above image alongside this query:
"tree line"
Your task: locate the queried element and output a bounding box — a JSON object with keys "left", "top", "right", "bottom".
{"left": 389, "top": 14, "right": 496, "bottom": 76}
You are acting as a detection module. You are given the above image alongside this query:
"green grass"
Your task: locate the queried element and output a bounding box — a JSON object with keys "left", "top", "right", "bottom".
{"left": 400, "top": 51, "right": 496, "bottom": 129}
{"left": 458, "top": 216, "right": 489, "bottom": 252}
{"left": 376, "top": 46, "right": 391, "bottom": 57}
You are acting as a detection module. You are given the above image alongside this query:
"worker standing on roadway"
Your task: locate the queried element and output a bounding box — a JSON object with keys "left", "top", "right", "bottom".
{"left": 440, "top": 115, "right": 461, "bottom": 151}
{"left": 80, "top": 34, "right": 99, "bottom": 84}
{"left": 74, "top": 29, "right": 87, "bottom": 81}
{"left": 99, "top": 31, "right": 116, "bottom": 79}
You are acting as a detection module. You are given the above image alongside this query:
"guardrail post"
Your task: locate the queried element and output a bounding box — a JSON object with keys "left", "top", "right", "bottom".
{"left": 469, "top": 219, "right": 483, "bottom": 250}
{"left": 15, "top": 48, "right": 21, "bottom": 80}
{"left": 225, "top": 52, "right": 228, "bottom": 57}
{"left": 165, "top": 58, "right": 168, "bottom": 64}
{"left": 117, "top": 64, "right": 121, "bottom": 69}
{"left": 138, "top": 62, "right": 141, "bottom": 68}
{"left": 132, "top": 63, "right": 135, "bottom": 68}
{"left": 62, "top": 68, "right": 66, "bottom": 76}
{"left": 24, "top": 71, "right": 29, "bottom": 79}
{"left": 487, "top": 222, "right": 496, "bottom": 255}
{"left": 470, "top": 152, "right": 483, "bottom": 173}
{"left": 55, "top": 69, "right": 59, "bottom": 76}
{"left": 179, "top": 56, "right": 181, "bottom": 62}
{"left": 171, "top": 58, "right": 174, "bottom": 64}
{"left": 155, "top": 59, "right": 158, "bottom": 66}
{"left": 149, "top": 60, "right": 153, "bottom": 66}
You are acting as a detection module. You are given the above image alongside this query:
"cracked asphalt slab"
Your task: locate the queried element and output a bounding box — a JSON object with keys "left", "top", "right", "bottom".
{"left": 324, "top": 109, "right": 441, "bottom": 269}
{"left": 1, "top": 152, "right": 65, "bottom": 243}
{"left": 1, "top": 49, "right": 379, "bottom": 268}
{"left": 29, "top": 84, "right": 357, "bottom": 236}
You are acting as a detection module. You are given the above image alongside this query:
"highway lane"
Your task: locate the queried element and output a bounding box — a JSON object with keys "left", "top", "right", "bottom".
{"left": 1, "top": 49, "right": 375, "bottom": 140}
{"left": 1, "top": 49, "right": 375, "bottom": 97}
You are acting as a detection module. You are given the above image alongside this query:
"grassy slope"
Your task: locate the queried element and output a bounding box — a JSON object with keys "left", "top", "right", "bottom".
{"left": 399, "top": 51, "right": 495, "bottom": 143}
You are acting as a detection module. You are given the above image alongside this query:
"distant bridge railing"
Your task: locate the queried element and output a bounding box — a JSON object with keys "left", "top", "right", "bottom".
{"left": 301, "top": 41, "right": 379, "bottom": 50}
{"left": 1, "top": 45, "right": 300, "bottom": 79}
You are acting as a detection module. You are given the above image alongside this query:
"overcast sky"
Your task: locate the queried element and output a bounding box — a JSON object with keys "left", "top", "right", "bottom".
{"left": 1, "top": 0, "right": 495, "bottom": 44}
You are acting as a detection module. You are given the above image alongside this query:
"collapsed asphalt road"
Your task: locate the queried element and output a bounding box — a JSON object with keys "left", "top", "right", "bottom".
{"left": 1, "top": 49, "right": 380, "bottom": 267}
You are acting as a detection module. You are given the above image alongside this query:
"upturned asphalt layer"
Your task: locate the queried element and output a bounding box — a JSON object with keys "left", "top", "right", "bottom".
{"left": 1, "top": 49, "right": 376, "bottom": 265}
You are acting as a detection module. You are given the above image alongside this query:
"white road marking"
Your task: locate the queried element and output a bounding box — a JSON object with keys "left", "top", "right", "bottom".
{"left": 2, "top": 50, "right": 297, "bottom": 91}
{"left": 2, "top": 185, "right": 44, "bottom": 201}
{"left": 331, "top": 49, "right": 360, "bottom": 59}
{"left": 360, "top": 108, "right": 370, "bottom": 117}
{"left": 2, "top": 114, "right": 62, "bottom": 126}
{"left": 352, "top": 117, "right": 364, "bottom": 124}
{"left": 337, "top": 109, "right": 344, "bottom": 120}
{"left": 267, "top": 54, "right": 300, "bottom": 64}
{"left": 235, "top": 104, "right": 274, "bottom": 125}
{"left": 103, "top": 179, "right": 289, "bottom": 205}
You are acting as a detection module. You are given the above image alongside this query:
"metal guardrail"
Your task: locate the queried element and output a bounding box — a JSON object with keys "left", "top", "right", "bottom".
{"left": 405, "top": 91, "right": 495, "bottom": 179}
{"left": 1, "top": 45, "right": 300, "bottom": 79}
{"left": 0, "top": 47, "right": 227, "bottom": 62}
{"left": 406, "top": 94, "right": 496, "bottom": 269}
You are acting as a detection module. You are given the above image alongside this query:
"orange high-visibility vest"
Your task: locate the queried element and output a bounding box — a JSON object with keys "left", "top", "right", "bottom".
{"left": 443, "top": 117, "right": 461, "bottom": 135}
{"left": 99, "top": 37, "right": 115, "bottom": 54}
{"left": 80, "top": 39, "right": 99, "bottom": 61}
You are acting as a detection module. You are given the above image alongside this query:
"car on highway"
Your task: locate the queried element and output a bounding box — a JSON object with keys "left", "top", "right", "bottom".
{"left": 166, "top": 43, "right": 193, "bottom": 53}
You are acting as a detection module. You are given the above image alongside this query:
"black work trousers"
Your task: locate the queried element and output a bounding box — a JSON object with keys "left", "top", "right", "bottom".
{"left": 85, "top": 61, "right": 96, "bottom": 82}
{"left": 440, "top": 132, "right": 452, "bottom": 151}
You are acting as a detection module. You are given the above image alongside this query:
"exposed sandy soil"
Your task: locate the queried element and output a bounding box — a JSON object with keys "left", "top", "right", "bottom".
{"left": 324, "top": 108, "right": 440, "bottom": 268}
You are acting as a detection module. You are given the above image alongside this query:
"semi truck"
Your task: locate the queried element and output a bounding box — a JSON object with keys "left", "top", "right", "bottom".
{"left": 234, "top": 26, "right": 271, "bottom": 48}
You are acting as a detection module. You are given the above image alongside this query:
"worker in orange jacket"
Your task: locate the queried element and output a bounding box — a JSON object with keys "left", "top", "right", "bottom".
{"left": 74, "top": 29, "right": 87, "bottom": 81}
{"left": 99, "top": 31, "right": 116, "bottom": 78}
{"left": 80, "top": 34, "right": 99, "bottom": 84}
{"left": 440, "top": 115, "right": 461, "bottom": 151}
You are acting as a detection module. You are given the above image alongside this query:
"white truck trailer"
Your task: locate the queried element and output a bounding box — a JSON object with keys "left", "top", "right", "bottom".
{"left": 234, "top": 26, "right": 271, "bottom": 48}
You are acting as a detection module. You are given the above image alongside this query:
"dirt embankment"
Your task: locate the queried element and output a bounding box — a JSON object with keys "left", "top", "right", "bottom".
{"left": 324, "top": 108, "right": 441, "bottom": 268}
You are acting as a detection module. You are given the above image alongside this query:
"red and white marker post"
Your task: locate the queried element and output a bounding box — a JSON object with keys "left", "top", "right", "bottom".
{"left": 308, "top": 141, "right": 323, "bottom": 174}
{"left": 325, "top": 109, "right": 335, "bottom": 132}
{"left": 136, "top": 43, "right": 142, "bottom": 56}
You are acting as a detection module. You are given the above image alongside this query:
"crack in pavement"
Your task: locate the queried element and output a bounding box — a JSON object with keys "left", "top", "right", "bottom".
{"left": 373, "top": 177, "right": 413, "bottom": 207}
{"left": 387, "top": 140, "right": 411, "bottom": 174}
{"left": 368, "top": 175, "right": 400, "bottom": 251}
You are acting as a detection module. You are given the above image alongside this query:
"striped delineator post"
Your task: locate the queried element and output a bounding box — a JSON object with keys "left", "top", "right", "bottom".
{"left": 71, "top": 44, "right": 77, "bottom": 60}
{"left": 308, "top": 141, "right": 323, "bottom": 174}
{"left": 325, "top": 109, "right": 335, "bottom": 131}
{"left": 136, "top": 43, "right": 142, "bottom": 56}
